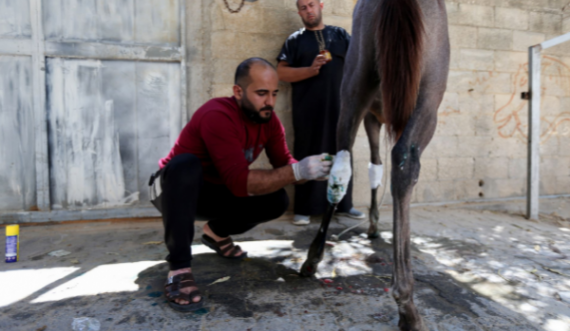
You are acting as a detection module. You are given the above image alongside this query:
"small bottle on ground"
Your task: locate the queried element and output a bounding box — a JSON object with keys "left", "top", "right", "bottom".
{"left": 5, "top": 224, "right": 19, "bottom": 263}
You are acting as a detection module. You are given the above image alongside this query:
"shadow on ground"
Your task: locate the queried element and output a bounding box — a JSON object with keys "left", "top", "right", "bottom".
{"left": 2, "top": 199, "right": 570, "bottom": 330}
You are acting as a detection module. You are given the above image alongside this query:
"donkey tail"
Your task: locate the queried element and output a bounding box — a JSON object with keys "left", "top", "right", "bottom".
{"left": 376, "top": 0, "right": 424, "bottom": 140}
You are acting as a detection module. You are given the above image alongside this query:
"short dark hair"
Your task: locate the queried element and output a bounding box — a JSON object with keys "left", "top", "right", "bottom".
{"left": 234, "top": 57, "right": 276, "bottom": 88}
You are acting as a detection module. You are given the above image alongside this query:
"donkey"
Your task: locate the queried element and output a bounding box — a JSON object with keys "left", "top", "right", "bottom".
{"left": 300, "top": 0, "right": 449, "bottom": 330}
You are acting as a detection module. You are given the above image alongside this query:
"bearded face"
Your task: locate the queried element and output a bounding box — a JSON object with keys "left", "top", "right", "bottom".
{"left": 240, "top": 91, "right": 273, "bottom": 124}
{"left": 233, "top": 62, "right": 279, "bottom": 124}
{"left": 297, "top": 0, "right": 323, "bottom": 29}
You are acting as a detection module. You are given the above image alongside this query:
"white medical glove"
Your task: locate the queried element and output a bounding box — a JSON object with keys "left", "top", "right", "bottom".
{"left": 327, "top": 150, "right": 352, "bottom": 204}
{"left": 292, "top": 153, "right": 332, "bottom": 181}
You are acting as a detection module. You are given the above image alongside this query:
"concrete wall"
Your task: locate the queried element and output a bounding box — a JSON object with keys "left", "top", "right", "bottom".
{"left": 185, "top": 0, "right": 355, "bottom": 207}
{"left": 0, "top": 0, "right": 567, "bottom": 219}
{"left": 186, "top": 0, "right": 570, "bottom": 209}
{"left": 427, "top": 0, "right": 570, "bottom": 203}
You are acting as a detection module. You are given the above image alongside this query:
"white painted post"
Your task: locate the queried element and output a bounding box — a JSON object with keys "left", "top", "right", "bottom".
{"left": 527, "top": 45, "right": 541, "bottom": 220}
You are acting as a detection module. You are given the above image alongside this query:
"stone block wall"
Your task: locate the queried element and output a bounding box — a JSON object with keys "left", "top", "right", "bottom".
{"left": 186, "top": 0, "right": 570, "bottom": 210}
{"left": 428, "top": 0, "right": 570, "bottom": 205}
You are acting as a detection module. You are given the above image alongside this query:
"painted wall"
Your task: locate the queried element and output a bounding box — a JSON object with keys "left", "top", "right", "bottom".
{"left": 0, "top": 0, "right": 31, "bottom": 38}
{"left": 1, "top": 0, "right": 569, "bottom": 216}
{"left": 46, "top": 59, "right": 180, "bottom": 210}
{"left": 42, "top": 1, "right": 182, "bottom": 211}
{"left": 0, "top": 56, "right": 36, "bottom": 211}
{"left": 42, "top": 0, "right": 180, "bottom": 46}
{"left": 426, "top": 0, "right": 570, "bottom": 204}
{"left": 0, "top": 1, "right": 35, "bottom": 212}
{"left": 185, "top": 0, "right": 570, "bottom": 209}
{"left": 0, "top": 0, "right": 183, "bottom": 214}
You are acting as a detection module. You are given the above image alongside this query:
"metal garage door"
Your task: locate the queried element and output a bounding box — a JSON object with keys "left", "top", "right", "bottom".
{"left": 0, "top": 0, "right": 186, "bottom": 221}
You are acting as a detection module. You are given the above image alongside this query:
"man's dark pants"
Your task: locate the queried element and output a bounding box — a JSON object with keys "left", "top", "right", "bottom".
{"left": 158, "top": 153, "right": 289, "bottom": 270}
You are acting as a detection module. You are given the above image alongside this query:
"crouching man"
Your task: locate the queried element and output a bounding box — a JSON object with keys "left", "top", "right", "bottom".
{"left": 149, "top": 58, "right": 332, "bottom": 312}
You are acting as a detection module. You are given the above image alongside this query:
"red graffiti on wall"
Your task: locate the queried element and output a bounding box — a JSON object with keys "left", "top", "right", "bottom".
{"left": 494, "top": 56, "right": 570, "bottom": 143}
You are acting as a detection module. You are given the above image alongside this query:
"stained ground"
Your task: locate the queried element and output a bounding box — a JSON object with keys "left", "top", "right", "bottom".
{"left": 1, "top": 197, "right": 569, "bottom": 331}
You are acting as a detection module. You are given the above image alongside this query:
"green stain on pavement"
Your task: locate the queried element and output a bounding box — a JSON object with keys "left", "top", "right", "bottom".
{"left": 147, "top": 291, "right": 162, "bottom": 298}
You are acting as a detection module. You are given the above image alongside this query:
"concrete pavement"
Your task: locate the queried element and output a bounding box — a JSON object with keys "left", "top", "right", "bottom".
{"left": 1, "top": 198, "right": 569, "bottom": 331}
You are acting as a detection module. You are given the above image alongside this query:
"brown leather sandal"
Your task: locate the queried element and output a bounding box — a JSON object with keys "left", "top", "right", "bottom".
{"left": 164, "top": 272, "right": 204, "bottom": 312}
{"left": 201, "top": 234, "right": 248, "bottom": 260}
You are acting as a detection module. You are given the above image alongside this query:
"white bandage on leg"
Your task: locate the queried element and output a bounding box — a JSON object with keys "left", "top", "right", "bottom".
{"left": 327, "top": 150, "right": 352, "bottom": 204}
{"left": 368, "top": 163, "right": 384, "bottom": 189}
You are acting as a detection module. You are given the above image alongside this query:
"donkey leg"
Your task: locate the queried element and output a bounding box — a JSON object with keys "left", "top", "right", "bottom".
{"left": 391, "top": 142, "right": 424, "bottom": 331}
{"left": 300, "top": 203, "right": 336, "bottom": 276}
{"left": 391, "top": 90, "right": 444, "bottom": 331}
{"left": 336, "top": 0, "right": 380, "bottom": 153}
{"left": 364, "top": 108, "right": 383, "bottom": 239}
{"left": 299, "top": 2, "right": 379, "bottom": 277}
{"left": 368, "top": 188, "right": 380, "bottom": 238}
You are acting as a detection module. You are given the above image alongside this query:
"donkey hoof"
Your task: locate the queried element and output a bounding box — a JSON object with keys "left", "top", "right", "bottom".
{"left": 398, "top": 320, "right": 428, "bottom": 331}
{"left": 299, "top": 261, "right": 318, "bottom": 277}
{"left": 398, "top": 312, "right": 428, "bottom": 331}
{"left": 367, "top": 231, "right": 380, "bottom": 239}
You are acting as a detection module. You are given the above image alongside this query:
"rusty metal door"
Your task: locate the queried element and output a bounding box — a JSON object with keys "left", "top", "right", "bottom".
{"left": 0, "top": 0, "right": 186, "bottom": 222}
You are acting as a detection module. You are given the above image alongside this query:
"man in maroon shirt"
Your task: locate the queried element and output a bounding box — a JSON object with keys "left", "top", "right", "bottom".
{"left": 150, "top": 58, "right": 332, "bottom": 311}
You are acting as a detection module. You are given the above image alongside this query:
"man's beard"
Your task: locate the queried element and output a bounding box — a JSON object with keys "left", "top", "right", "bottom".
{"left": 241, "top": 95, "right": 273, "bottom": 124}
{"left": 302, "top": 11, "right": 322, "bottom": 29}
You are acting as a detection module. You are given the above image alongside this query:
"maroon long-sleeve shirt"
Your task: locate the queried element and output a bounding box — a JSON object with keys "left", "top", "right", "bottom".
{"left": 159, "top": 97, "right": 297, "bottom": 197}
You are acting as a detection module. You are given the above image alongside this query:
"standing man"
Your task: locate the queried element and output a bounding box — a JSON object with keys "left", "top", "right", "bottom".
{"left": 277, "top": 0, "right": 364, "bottom": 225}
{"left": 151, "top": 58, "right": 332, "bottom": 312}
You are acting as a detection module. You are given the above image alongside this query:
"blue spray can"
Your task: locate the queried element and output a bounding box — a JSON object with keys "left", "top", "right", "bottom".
{"left": 5, "top": 225, "right": 19, "bottom": 263}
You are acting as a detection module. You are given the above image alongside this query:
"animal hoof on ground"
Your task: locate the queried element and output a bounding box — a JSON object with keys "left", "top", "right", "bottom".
{"left": 398, "top": 317, "right": 428, "bottom": 331}
{"left": 367, "top": 224, "right": 380, "bottom": 239}
{"left": 367, "top": 231, "right": 380, "bottom": 239}
{"left": 398, "top": 324, "right": 428, "bottom": 331}
{"left": 299, "top": 260, "right": 318, "bottom": 277}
